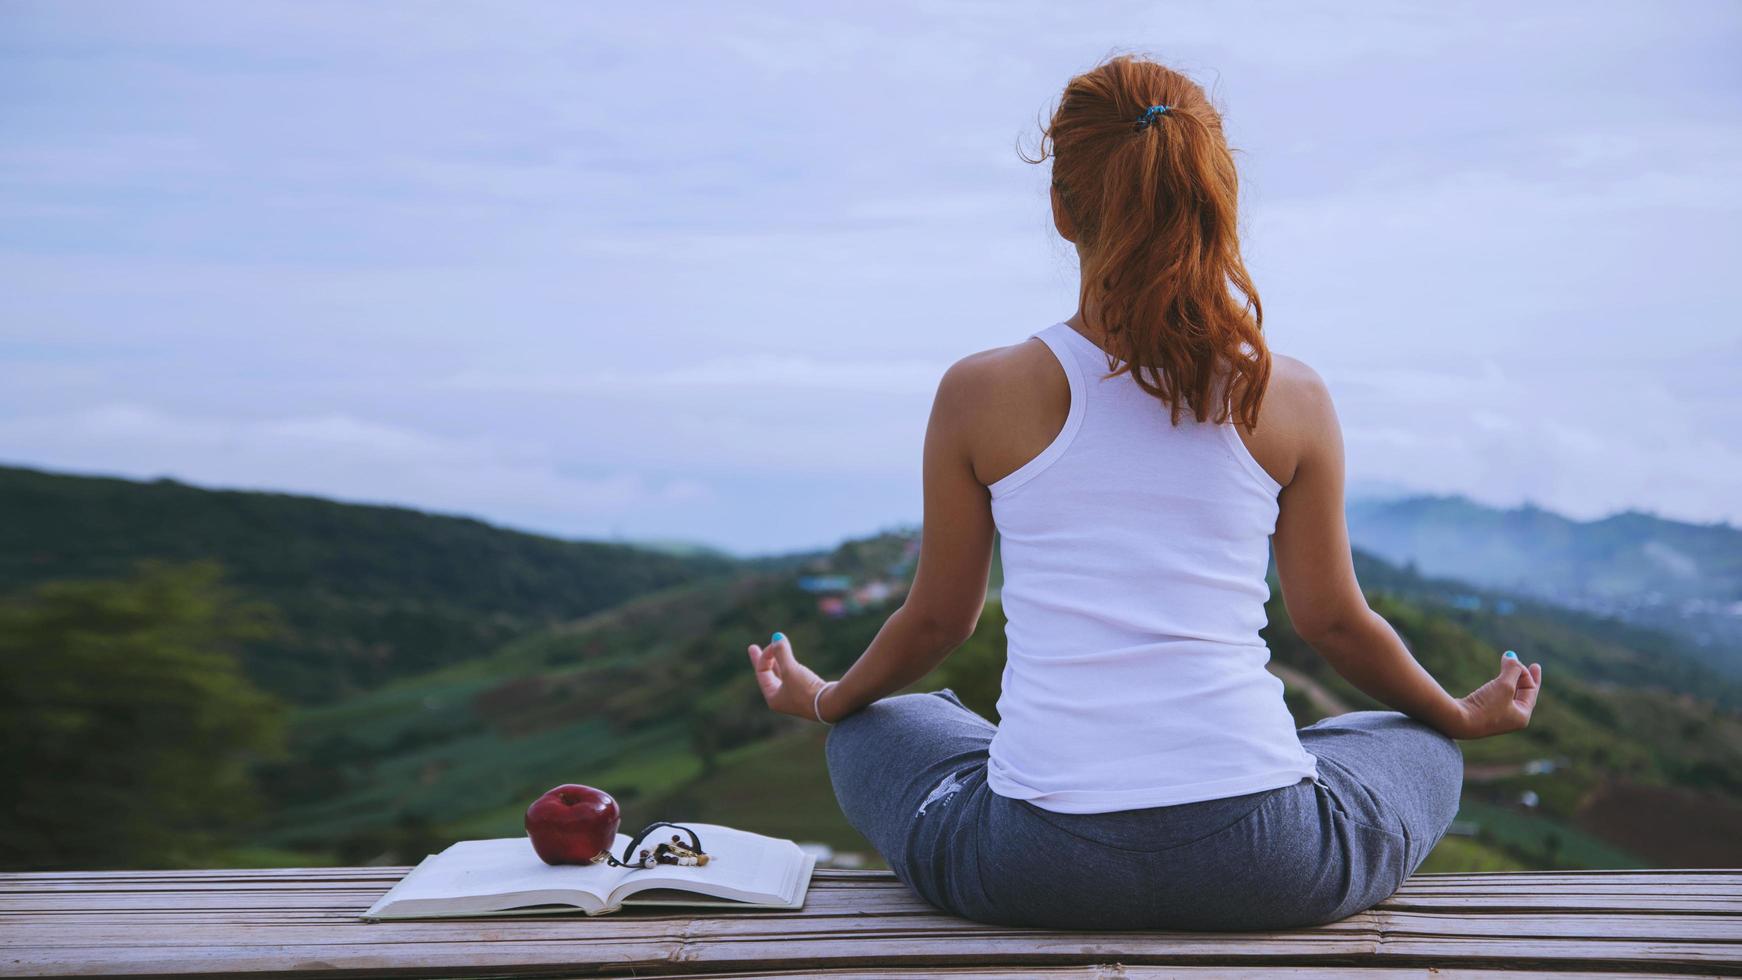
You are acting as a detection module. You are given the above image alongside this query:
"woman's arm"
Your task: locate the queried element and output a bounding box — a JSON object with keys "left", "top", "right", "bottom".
{"left": 747, "top": 359, "right": 997, "bottom": 723}
{"left": 1269, "top": 362, "right": 1543, "bottom": 739}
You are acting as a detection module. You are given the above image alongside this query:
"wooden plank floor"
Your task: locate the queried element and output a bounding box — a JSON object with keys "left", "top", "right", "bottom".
{"left": 2, "top": 867, "right": 1739, "bottom": 978}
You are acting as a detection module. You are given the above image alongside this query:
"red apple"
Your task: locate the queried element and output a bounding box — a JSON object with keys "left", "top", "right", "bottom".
{"left": 525, "top": 784, "right": 620, "bottom": 865}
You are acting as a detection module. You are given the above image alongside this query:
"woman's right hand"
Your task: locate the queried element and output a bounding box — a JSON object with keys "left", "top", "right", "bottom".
{"left": 1454, "top": 652, "right": 1543, "bottom": 738}
{"left": 746, "top": 632, "right": 830, "bottom": 724}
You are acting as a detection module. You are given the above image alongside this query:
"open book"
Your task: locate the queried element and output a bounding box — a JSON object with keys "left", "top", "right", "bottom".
{"left": 361, "top": 822, "right": 815, "bottom": 920}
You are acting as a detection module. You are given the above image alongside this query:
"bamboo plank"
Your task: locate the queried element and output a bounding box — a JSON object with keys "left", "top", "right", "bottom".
{"left": 3, "top": 873, "right": 1728, "bottom": 891}
{"left": 1, "top": 867, "right": 1737, "bottom": 979}
{"left": 586, "top": 969, "right": 1686, "bottom": 980}
{"left": 4, "top": 899, "right": 1735, "bottom": 925}
{"left": 6, "top": 908, "right": 1741, "bottom": 946}
{"left": 2, "top": 869, "right": 1735, "bottom": 889}
{"left": 6, "top": 876, "right": 1735, "bottom": 905}
{"left": 6, "top": 935, "right": 1739, "bottom": 978}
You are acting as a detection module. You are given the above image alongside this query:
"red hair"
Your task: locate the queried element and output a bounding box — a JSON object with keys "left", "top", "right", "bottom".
{"left": 1027, "top": 54, "right": 1268, "bottom": 428}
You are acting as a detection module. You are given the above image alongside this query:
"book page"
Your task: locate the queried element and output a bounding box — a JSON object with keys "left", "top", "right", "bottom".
{"left": 365, "top": 835, "right": 635, "bottom": 918}
{"left": 609, "top": 822, "right": 805, "bottom": 907}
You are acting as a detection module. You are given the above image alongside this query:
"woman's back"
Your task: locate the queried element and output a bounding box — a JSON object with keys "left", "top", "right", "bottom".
{"left": 986, "top": 321, "right": 1318, "bottom": 813}
{"left": 750, "top": 52, "right": 1539, "bottom": 932}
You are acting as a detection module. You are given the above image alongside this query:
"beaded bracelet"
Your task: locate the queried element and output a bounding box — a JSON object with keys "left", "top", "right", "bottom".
{"left": 813, "top": 680, "right": 838, "bottom": 726}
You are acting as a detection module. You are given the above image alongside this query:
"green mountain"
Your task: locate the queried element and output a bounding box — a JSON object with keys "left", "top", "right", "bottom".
{"left": 257, "top": 527, "right": 1741, "bottom": 874}
{"left": 0, "top": 465, "right": 735, "bottom": 702}
{"left": 6, "top": 466, "right": 1739, "bottom": 875}
{"left": 257, "top": 532, "right": 919, "bottom": 864}
{"left": 1345, "top": 552, "right": 1742, "bottom": 709}
{"left": 1349, "top": 495, "right": 1742, "bottom": 669}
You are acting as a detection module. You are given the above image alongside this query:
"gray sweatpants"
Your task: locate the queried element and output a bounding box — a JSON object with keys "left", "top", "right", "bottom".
{"left": 825, "top": 688, "right": 1463, "bottom": 931}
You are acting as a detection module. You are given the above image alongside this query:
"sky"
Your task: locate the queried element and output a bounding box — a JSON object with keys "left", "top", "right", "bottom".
{"left": 2, "top": 2, "right": 1739, "bottom": 554}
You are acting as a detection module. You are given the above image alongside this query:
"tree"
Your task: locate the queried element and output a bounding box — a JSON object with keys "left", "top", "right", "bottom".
{"left": 0, "top": 562, "right": 284, "bottom": 870}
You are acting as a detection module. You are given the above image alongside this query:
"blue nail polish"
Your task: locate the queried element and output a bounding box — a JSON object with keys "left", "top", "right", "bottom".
{"left": 772, "top": 632, "right": 785, "bottom": 643}
{"left": 1504, "top": 650, "right": 1518, "bottom": 659}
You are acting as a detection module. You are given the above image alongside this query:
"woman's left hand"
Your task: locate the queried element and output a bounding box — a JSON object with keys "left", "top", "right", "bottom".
{"left": 747, "top": 632, "right": 828, "bottom": 722}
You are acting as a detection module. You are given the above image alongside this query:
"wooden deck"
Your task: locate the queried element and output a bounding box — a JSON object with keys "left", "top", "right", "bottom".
{"left": 3, "top": 866, "right": 1739, "bottom": 978}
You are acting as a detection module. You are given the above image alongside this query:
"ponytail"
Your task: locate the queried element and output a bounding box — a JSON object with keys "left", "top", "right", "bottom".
{"left": 1026, "top": 54, "right": 1268, "bottom": 428}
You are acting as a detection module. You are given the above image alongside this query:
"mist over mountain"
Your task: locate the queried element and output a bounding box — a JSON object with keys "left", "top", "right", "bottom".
{"left": 1347, "top": 495, "right": 1742, "bottom": 667}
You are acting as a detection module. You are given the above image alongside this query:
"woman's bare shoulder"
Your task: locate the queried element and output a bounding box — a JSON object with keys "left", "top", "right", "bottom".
{"left": 1271, "top": 351, "right": 1327, "bottom": 393}
{"left": 1260, "top": 352, "right": 1336, "bottom": 430}
{"left": 1239, "top": 352, "right": 1339, "bottom": 489}
{"left": 934, "top": 338, "right": 1070, "bottom": 486}
{"left": 936, "top": 338, "right": 1063, "bottom": 413}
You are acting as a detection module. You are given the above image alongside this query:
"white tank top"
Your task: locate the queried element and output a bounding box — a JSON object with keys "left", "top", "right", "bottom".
{"left": 985, "top": 321, "right": 1319, "bottom": 813}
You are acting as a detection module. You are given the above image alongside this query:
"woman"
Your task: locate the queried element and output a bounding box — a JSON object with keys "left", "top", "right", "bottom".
{"left": 744, "top": 53, "right": 1543, "bottom": 931}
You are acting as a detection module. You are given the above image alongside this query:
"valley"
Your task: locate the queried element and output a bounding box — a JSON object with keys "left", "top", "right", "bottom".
{"left": 5, "top": 465, "right": 1740, "bottom": 875}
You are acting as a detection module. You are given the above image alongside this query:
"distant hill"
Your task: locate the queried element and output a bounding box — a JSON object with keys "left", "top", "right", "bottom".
{"left": 1348, "top": 495, "right": 1742, "bottom": 665}
{"left": 1343, "top": 552, "right": 1742, "bottom": 708}
{"left": 257, "top": 531, "right": 918, "bottom": 864}
{"left": 0, "top": 465, "right": 735, "bottom": 702}
{"left": 255, "top": 525, "right": 1742, "bottom": 874}
{"left": 8, "top": 466, "right": 1741, "bottom": 874}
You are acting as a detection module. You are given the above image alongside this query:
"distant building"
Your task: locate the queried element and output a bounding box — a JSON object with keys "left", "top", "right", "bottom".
{"left": 798, "top": 575, "right": 853, "bottom": 594}
{"left": 854, "top": 580, "right": 896, "bottom": 605}
{"left": 818, "top": 595, "right": 847, "bottom": 618}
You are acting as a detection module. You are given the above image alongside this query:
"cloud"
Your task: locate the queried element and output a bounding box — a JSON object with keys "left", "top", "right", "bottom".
{"left": 1335, "top": 359, "right": 1742, "bottom": 524}
{"left": 0, "top": 404, "right": 711, "bottom": 531}
{"left": 0, "top": 1, "right": 1737, "bottom": 549}
{"left": 445, "top": 354, "right": 946, "bottom": 397}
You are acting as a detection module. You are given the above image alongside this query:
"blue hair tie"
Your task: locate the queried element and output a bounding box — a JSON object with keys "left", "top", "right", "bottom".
{"left": 1134, "top": 104, "right": 1171, "bottom": 131}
